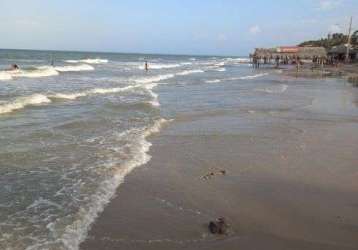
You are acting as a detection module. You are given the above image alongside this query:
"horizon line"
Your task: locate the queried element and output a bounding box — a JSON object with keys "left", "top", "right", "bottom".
{"left": 0, "top": 47, "right": 246, "bottom": 58}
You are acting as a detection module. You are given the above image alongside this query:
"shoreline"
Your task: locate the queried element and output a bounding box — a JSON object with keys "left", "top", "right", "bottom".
{"left": 282, "top": 63, "right": 358, "bottom": 84}
{"left": 81, "top": 81, "right": 358, "bottom": 250}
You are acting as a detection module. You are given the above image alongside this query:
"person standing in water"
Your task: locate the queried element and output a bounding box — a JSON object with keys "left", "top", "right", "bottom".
{"left": 144, "top": 61, "right": 149, "bottom": 71}
{"left": 10, "top": 64, "right": 19, "bottom": 70}
{"left": 51, "top": 54, "right": 55, "bottom": 66}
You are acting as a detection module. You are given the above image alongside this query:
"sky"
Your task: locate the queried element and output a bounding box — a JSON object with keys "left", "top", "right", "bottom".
{"left": 0, "top": 0, "right": 357, "bottom": 56}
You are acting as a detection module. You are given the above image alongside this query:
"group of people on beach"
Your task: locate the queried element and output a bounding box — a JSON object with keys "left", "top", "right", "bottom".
{"left": 252, "top": 55, "right": 303, "bottom": 68}
{"left": 252, "top": 53, "right": 345, "bottom": 70}
{"left": 251, "top": 54, "right": 337, "bottom": 69}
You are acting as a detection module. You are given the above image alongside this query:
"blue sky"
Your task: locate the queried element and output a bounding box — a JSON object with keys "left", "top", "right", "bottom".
{"left": 0, "top": 0, "right": 357, "bottom": 55}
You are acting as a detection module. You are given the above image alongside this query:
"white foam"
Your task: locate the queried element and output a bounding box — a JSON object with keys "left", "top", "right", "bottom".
{"left": 213, "top": 67, "right": 226, "bottom": 72}
{"left": 0, "top": 71, "right": 13, "bottom": 80}
{"left": 58, "top": 118, "right": 172, "bottom": 250}
{"left": 138, "top": 63, "right": 181, "bottom": 70}
{"left": 0, "top": 81, "right": 159, "bottom": 115}
{"left": 0, "top": 67, "right": 59, "bottom": 79}
{"left": 225, "top": 57, "right": 251, "bottom": 63}
{"left": 176, "top": 69, "right": 204, "bottom": 76}
{"left": 134, "top": 74, "right": 175, "bottom": 84}
{"left": 65, "top": 59, "right": 108, "bottom": 64}
{"left": 54, "top": 64, "right": 94, "bottom": 72}
{"left": 0, "top": 94, "right": 51, "bottom": 114}
{"left": 228, "top": 73, "right": 268, "bottom": 81}
{"left": 256, "top": 84, "right": 288, "bottom": 94}
{"left": 50, "top": 85, "right": 137, "bottom": 100}
{"left": 214, "top": 62, "right": 226, "bottom": 67}
{"left": 0, "top": 64, "right": 93, "bottom": 80}
{"left": 27, "top": 197, "right": 62, "bottom": 210}
{"left": 148, "top": 91, "right": 160, "bottom": 107}
{"left": 180, "top": 62, "right": 193, "bottom": 66}
{"left": 205, "top": 79, "right": 221, "bottom": 83}
{"left": 239, "top": 73, "right": 268, "bottom": 79}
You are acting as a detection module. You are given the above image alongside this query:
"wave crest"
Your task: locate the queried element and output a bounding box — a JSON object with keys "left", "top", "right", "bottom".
{"left": 176, "top": 69, "right": 204, "bottom": 76}
{"left": 0, "top": 64, "right": 94, "bottom": 81}
{"left": 0, "top": 94, "right": 51, "bottom": 114}
{"left": 139, "top": 63, "right": 181, "bottom": 70}
{"left": 134, "top": 74, "right": 175, "bottom": 84}
{"left": 256, "top": 84, "right": 288, "bottom": 94}
{"left": 54, "top": 64, "right": 94, "bottom": 72}
{"left": 65, "top": 59, "right": 108, "bottom": 64}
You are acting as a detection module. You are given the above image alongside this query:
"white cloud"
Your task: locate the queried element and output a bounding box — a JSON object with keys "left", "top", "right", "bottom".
{"left": 318, "top": 0, "right": 342, "bottom": 11}
{"left": 249, "top": 25, "right": 261, "bottom": 35}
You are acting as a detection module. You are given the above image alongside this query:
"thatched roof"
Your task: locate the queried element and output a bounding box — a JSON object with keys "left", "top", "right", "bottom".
{"left": 253, "top": 46, "right": 327, "bottom": 59}
{"left": 328, "top": 45, "right": 358, "bottom": 54}
{"left": 298, "top": 47, "right": 327, "bottom": 58}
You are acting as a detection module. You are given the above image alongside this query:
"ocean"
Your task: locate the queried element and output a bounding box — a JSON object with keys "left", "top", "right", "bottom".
{"left": 2, "top": 49, "right": 358, "bottom": 250}
{"left": 0, "top": 50, "right": 253, "bottom": 249}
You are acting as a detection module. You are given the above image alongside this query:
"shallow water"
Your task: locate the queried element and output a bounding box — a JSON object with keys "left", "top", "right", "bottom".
{"left": 1, "top": 49, "right": 357, "bottom": 250}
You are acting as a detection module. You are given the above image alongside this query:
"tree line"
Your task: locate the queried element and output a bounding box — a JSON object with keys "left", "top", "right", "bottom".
{"left": 299, "top": 31, "right": 358, "bottom": 49}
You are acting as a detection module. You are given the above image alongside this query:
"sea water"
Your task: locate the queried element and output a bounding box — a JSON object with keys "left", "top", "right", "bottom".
{"left": 1, "top": 49, "right": 356, "bottom": 250}
{"left": 0, "top": 50, "right": 254, "bottom": 249}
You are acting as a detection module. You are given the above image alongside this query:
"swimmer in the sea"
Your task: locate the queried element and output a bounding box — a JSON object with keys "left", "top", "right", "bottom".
{"left": 11, "top": 64, "right": 19, "bottom": 70}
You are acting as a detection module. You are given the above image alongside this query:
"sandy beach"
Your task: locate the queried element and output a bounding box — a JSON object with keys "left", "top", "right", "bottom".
{"left": 81, "top": 71, "right": 358, "bottom": 250}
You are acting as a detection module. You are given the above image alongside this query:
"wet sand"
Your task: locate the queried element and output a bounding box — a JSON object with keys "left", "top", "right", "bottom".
{"left": 81, "top": 74, "right": 358, "bottom": 250}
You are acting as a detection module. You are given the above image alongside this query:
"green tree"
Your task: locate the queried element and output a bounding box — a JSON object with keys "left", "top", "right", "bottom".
{"left": 299, "top": 31, "right": 358, "bottom": 49}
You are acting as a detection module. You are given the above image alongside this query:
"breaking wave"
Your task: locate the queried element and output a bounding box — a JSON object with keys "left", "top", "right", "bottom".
{"left": 0, "top": 71, "right": 14, "bottom": 80}
{"left": 0, "top": 64, "right": 94, "bottom": 81}
{"left": 138, "top": 63, "right": 181, "bottom": 70}
{"left": 213, "top": 67, "right": 226, "bottom": 72}
{"left": 214, "top": 62, "right": 226, "bottom": 67}
{"left": 0, "top": 73, "right": 175, "bottom": 115}
{"left": 205, "top": 79, "right": 221, "bottom": 83}
{"left": 54, "top": 64, "right": 94, "bottom": 72}
{"left": 203, "top": 73, "right": 268, "bottom": 84}
{"left": 255, "top": 84, "right": 288, "bottom": 94}
{"left": 0, "top": 94, "right": 51, "bottom": 114}
{"left": 225, "top": 57, "right": 251, "bottom": 63}
{"left": 65, "top": 59, "right": 108, "bottom": 64}
{"left": 176, "top": 69, "right": 204, "bottom": 76}
{"left": 0, "top": 67, "right": 59, "bottom": 80}
{"left": 50, "top": 85, "right": 138, "bottom": 100}
{"left": 134, "top": 74, "right": 175, "bottom": 84}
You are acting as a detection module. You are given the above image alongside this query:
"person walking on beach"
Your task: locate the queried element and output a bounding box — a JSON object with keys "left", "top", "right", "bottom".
{"left": 275, "top": 55, "right": 280, "bottom": 68}
{"left": 252, "top": 55, "right": 257, "bottom": 68}
{"left": 144, "top": 61, "right": 149, "bottom": 71}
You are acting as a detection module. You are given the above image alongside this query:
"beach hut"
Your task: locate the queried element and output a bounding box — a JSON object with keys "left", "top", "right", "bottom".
{"left": 328, "top": 45, "right": 358, "bottom": 62}
{"left": 252, "top": 46, "right": 327, "bottom": 64}
{"left": 298, "top": 47, "right": 327, "bottom": 59}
